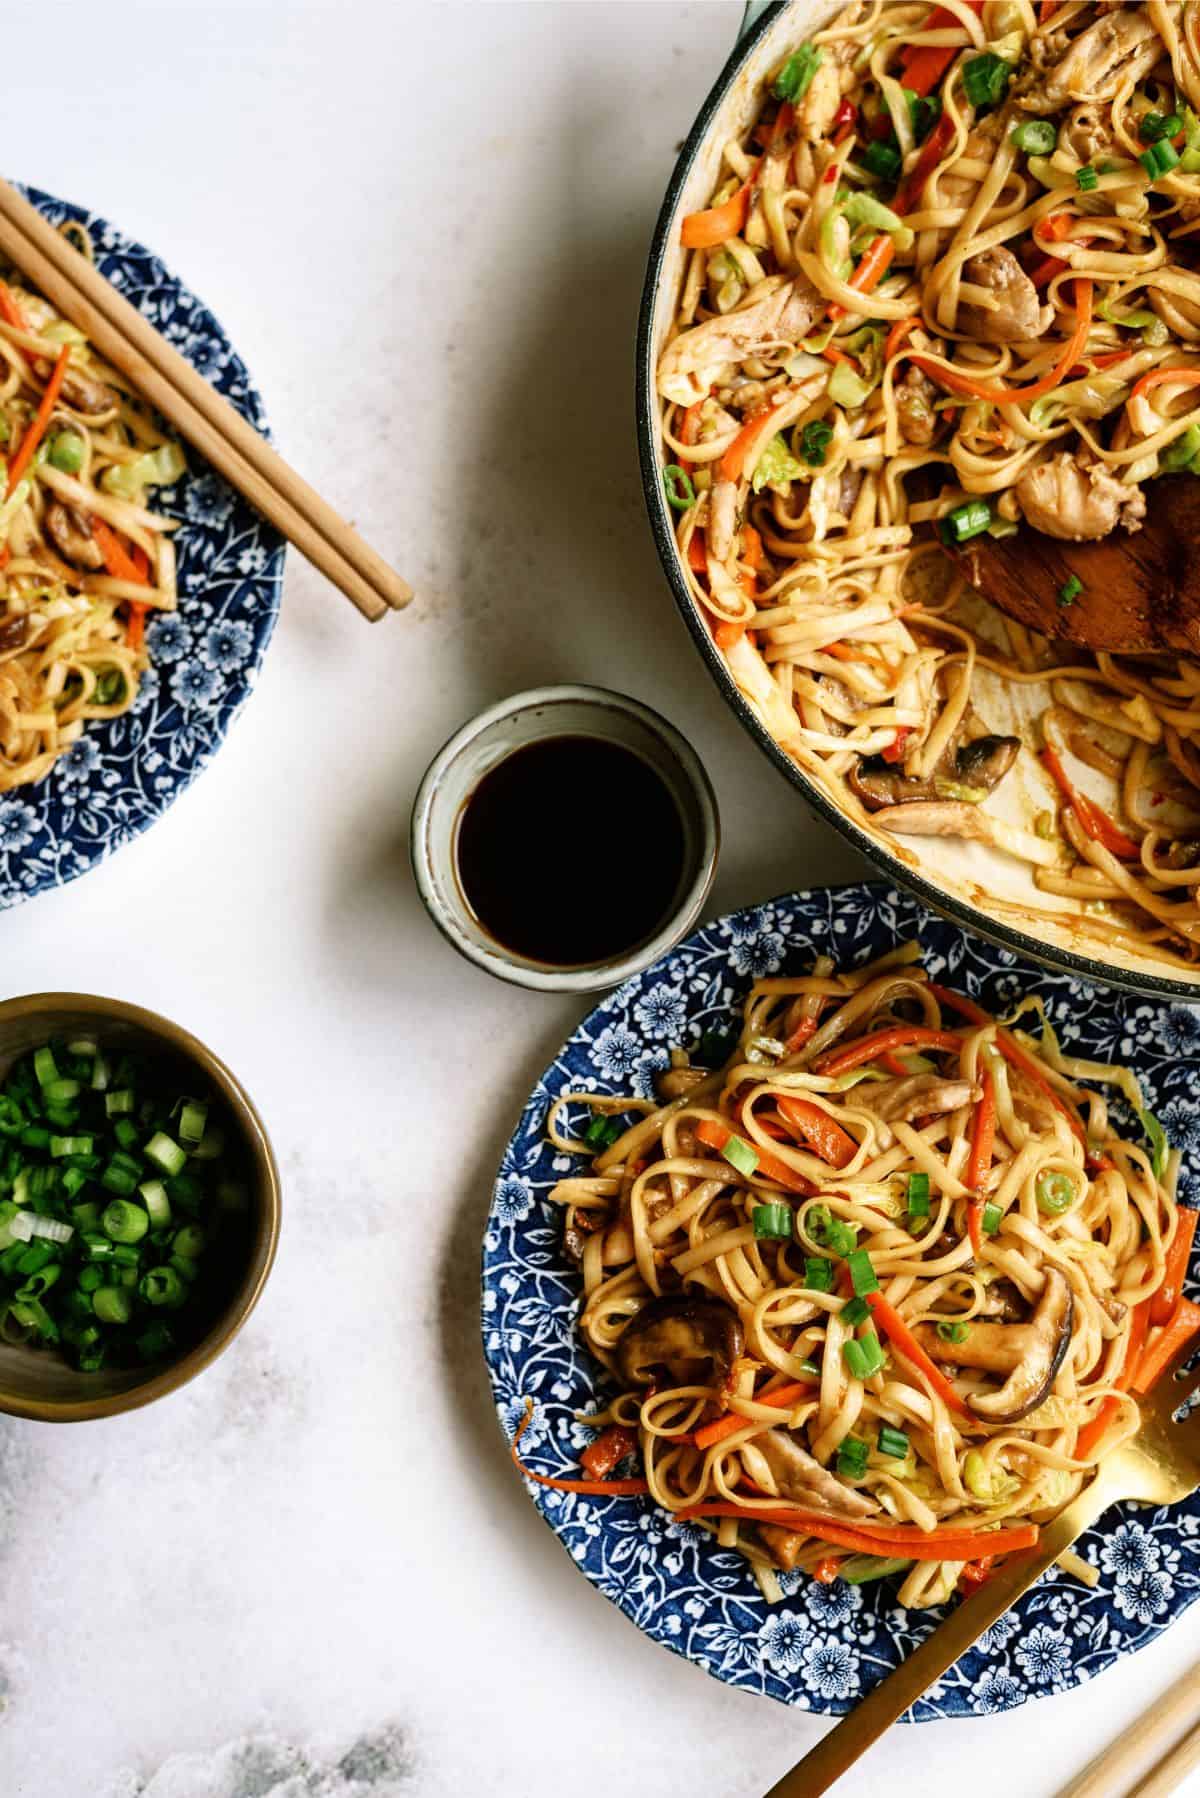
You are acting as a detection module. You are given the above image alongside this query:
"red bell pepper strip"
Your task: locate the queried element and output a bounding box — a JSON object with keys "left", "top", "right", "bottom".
{"left": 776, "top": 1095, "right": 858, "bottom": 1170}
{"left": 899, "top": 2, "right": 986, "bottom": 98}
{"left": 1132, "top": 1296, "right": 1200, "bottom": 1396}
{"left": 881, "top": 725, "right": 913, "bottom": 764}
{"left": 580, "top": 1425, "right": 638, "bottom": 1481}
{"left": 895, "top": 112, "right": 956, "bottom": 214}
{"left": 1040, "top": 747, "right": 1140, "bottom": 860}
{"left": 1151, "top": 1208, "right": 1199, "bottom": 1329}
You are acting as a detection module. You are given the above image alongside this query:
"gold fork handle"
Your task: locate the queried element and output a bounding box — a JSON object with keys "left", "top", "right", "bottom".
{"left": 765, "top": 1479, "right": 1117, "bottom": 1798}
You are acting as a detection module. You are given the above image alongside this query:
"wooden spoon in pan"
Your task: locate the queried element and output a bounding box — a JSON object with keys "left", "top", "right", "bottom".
{"left": 955, "top": 473, "right": 1200, "bottom": 656}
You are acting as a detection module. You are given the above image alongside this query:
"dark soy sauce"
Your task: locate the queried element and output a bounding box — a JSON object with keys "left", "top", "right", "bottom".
{"left": 455, "top": 735, "right": 687, "bottom": 967}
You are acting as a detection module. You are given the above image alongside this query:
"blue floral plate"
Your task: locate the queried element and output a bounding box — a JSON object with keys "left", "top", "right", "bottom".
{"left": 0, "top": 186, "right": 284, "bottom": 907}
{"left": 482, "top": 882, "right": 1200, "bottom": 1718}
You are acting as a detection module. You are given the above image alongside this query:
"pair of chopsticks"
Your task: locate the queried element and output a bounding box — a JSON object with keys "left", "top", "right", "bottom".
{"left": 1058, "top": 1660, "right": 1200, "bottom": 1798}
{"left": 0, "top": 175, "right": 411, "bottom": 622}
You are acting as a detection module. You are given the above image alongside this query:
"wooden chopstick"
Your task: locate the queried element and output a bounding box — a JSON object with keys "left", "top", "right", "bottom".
{"left": 1128, "top": 1714, "right": 1200, "bottom": 1798}
{"left": 1057, "top": 1661, "right": 1200, "bottom": 1798}
{"left": 0, "top": 176, "right": 412, "bottom": 622}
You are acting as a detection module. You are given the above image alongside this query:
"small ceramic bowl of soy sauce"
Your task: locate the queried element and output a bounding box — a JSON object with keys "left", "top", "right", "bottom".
{"left": 410, "top": 685, "right": 719, "bottom": 992}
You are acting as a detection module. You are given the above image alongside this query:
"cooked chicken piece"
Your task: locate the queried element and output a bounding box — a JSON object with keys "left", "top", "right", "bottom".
{"left": 658, "top": 278, "right": 822, "bottom": 404}
{"left": 1063, "top": 101, "right": 1119, "bottom": 166}
{"left": 1016, "top": 454, "right": 1146, "bottom": 541}
{"left": 854, "top": 1073, "right": 980, "bottom": 1130}
{"left": 958, "top": 247, "right": 1053, "bottom": 346}
{"left": 44, "top": 502, "right": 104, "bottom": 570}
{"left": 59, "top": 366, "right": 118, "bottom": 418}
{"left": 709, "top": 478, "right": 739, "bottom": 562}
{"left": 795, "top": 55, "right": 842, "bottom": 143}
{"left": 896, "top": 365, "right": 939, "bottom": 446}
{"left": 744, "top": 1428, "right": 880, "bottom": 1519}
{"left": 1016, "top": 7, "right": 1161, "bottom": 110}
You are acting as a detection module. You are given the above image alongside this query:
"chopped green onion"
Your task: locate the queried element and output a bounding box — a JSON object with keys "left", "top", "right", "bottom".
{"left": 0, "top": 1097, "right": 23, "bottom": 1138}
{"left": 843, "top": 1331, "right": 884, "bottom": 1380}
{"left": 105, "top": 1089, "right": 134, "bottom": 1116}
{"left": 1140, "top": 139, "right": 1181, "bottom": 180}
{"left": 92, "top": 1285, "right": 132, "bottom": 1325}
{"left": 981, "top": 1201, "right": 1003, "bottom": 1236}
{"left": 46, "top": 430, "right": 85, "bottom": 474}
{"left": 962, "top": 52, "right": 1012, "bottom": 110}
{"left": 752, "top": 1202, "right": 793, "bottom": 1240}
{"left": 663, "top": 464, "right": 697, "bottom": 512}
{"left": 33, "top": 1047, "right": 58, "bottom": 1088}
{"left": 1058, "top": 574, "right": 1082, "bottom": 607}
{"left": 139, "top": 1180, "right": 171, "bottom": 1228}
{"left": 584, "top": 1114, "right": 622, "bottom": 1151}
{"left": 139, "top": 1265, "right": 186, "bottom": 1308}
{"left": 144, "top": 1132, "right": 186, "bottom": 1178}
{"left": 773, "top": 43, "right": 823, "bottom": 103}
{"left": 862, "top": 139, "right": 902, "bottom": 183}
{"left": 841, "top": 1295, "right": 870, "bottom": 1327}
{"left": 1075, "top": 164, "right": 1099, "bottom": 192}
{"left": 100, "top": 1160, "right": 138, "bottom": 1197}
{"left": 113, "top": 1116, "right": 139, "bottom": 1151}
{"left": 136, "top": 1321, "right": 174, "bottom": 1361}
{"left": 939, "top": 498, "right": 992, "bottom": 545}
{"left": 836, "top": 1435, "right": 869, "bottom": 1478}
{"left": 907, "top": 90, "right": 941, "bottom": 144}
{"left": 822, "top": 1215, "right": 858, "bottom": 1256}
{"left": 49, "top": 1134, "right": 93, "bottom": 1160}
{"left": 1139, "top": 1109, "right": 1169, "bottom": 1180}
{"left": 720, "top": 1134, "right": 760, "bottom": 1177}
{"left": 1036, "top": 1171, "right": 1075, "bottom": 1216}
{"left": 877, "top": 1424, "right": 910, "bottom": 1459}
{"left": 936, "top": 1319, "right": 971, "bottom": 1344}
{"left": 1010, "top": 119, "right": 1057, "bottom": 155}
{"left": 1160, "top": 423, "right": 1200, "bottom": 472}
{"left": 800, "top": 419, "right": 834, "bottom": 466}
{"left": 1140, "top": 111, "right": 1182, "bottom": 143}
{"left": 19, "top": 1124, "right": 49, "bottom": 1151}
{"left": 906, "top": 1171, "right": 931, "bottom": 1217}
{"left": 101, "top": 1199, "right": 148, "bottom": 1244}
{"left": 804, "top": 1256, "right": 834, "bottom": 1292}
{"left": 846, "top": 1246, "right": 879, "bottom": 1295}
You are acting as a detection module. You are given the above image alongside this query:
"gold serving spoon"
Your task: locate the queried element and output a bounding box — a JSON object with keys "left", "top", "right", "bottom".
{"left": 763, "top": 1331, "right": 1200, "bottom": 1797}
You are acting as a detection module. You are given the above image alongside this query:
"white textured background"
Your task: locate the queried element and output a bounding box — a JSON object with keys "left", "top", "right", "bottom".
{"left": 0, "top": 4, "right": 1195, "bottom": 1795}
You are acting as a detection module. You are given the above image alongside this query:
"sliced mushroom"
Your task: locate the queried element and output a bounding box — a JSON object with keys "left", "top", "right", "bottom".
{"left": 59, "top": 366, "right": 119, "bottom": 418}
{"left": 974, "top": 1279, "right": 1026, "bottom": 1323}
{"left": 743, "top": 1428, "right": 879, "bottom": 1519}
{"left": 44, "top": 502, "right": 104, "bottom": 571}
{"left": 917, "top": 1269, "right": 1074, "bottom": 1423}
{"left": 0, "top": 614, "right": 28, "bottom": 654}
{"left": 759, "top": 1523, "right": 805, "bottom": 1571}
{"left": 849, "top": 733, "right": 1020, "bottom": 813}
{"left": 616, "top": 1293, "right": 744, "bottom": 1391}
{"left": 958, "top": 247, "right": 1052, "bottom": 347}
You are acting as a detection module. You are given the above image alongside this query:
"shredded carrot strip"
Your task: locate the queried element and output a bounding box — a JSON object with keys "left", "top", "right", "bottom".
{"left": 92, "top": 519, "right": 149, "bottom": 586}
{"left": 1129, "top": 367, "right": 1200, "bottom": 404}
{"left": 681, "top": 185, "right": 750, "bottom": 250}
{"left": 1040, "top": 747, "right": 1140, "bottom": 860}
{"left": 815, "top": 1025, "right": 962, "bottom": 1076}
{"left": 693, "top": 1380, "right": 815, "bottom": 1452}
{"left": 7, "top": 345, "right": 71, "bottom": 496}
{"left": 676, "top": 1504, "right": 1038, "bottom": 1560}
{"left": 1075, "top": 1302, "right": 1151, "bottom": 1458}
{"left": 1151, "top": 1207, "right": 1199, "bottom": 1329}
{"left": 828, "top": 233, "right": 895, "bottom": 323}
{"left": 912, "top": 279, "right": 1092, "bottom": 406}
{"left": 1133, "top": 1297, "right": 1200, "bottom": 1395}
{"left": 884, "top": 316, "right": 919, "bottom": 362}
{"left": 776, "top": 1095, "right": 857, "bottom": 1169}
{"left": 511, "top": 1400, "right": 648, "bottom": 1496}
{"left": 693, "top": 1117, "right": 815, "bottom": 1195}
{"left": 0, "top": 281, "right": 28, "bottom": 333}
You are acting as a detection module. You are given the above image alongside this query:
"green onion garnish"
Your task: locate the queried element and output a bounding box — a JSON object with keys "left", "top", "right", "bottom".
{"left": 804, "top": 1256, "right": 834, "bottom": 1292}
{"left": 752, "top": 1202, "right": 793, "bottom": 1240}
{"left": 1141, "top": 111, "right": 1182, "bottom": 143}
{"left": 663, "top": 464, "right": 697, "bottom": 512}
{"left": 144, "top": 1132, "right": 186, "bottom": 1178}
{"left": 936, "top": 1319, "right": 971, "bottom": 1344}
{"left": 773, "top": 43, "right": 823, "bottom": 103}
{"left": 823, "top": 1216, "right": 859, "bottom": 1256}
{"left": 1058, "top": 574, "right": 1082, "bottom": 607}
{"left": 584, "top": 1114, "right": 622, "bottom": 1151}
{"left": 841, "top": 1295, "right": 870, "bottom": 1327}
{"left": 981, "top": 1201, "right": 1003, "bottom": 1236}
{"left": 1075, "top": 164, "right": 1099, "bottom": 192}
{"left": 1140, "top": 139, "right": 1181, "bottom": 180}
{"left": 1160, "top": 423, "right": 1200, "bottom": 472}
{"left": 906, "top": 1171, "right": 931, "bottom": 1217}
{"left": 836, "top": 1436, "right": 869, "bottom": 1478}
{"left": 877, "top": 1425, "right": 910, "bottom": 1459}
{"left": 800, "top": 419, "right": 834, "bottom": 467}
{"left": 1010, "top": 119, "right": 1056, "bottom": 155}
{"left": 939, "top": 498, "right": 992, "bottom": 545}
{"left": 33, "top": 1047, "right": 58, "bottom": 1088}
{"left": 843, "top": 1331, "right": 884, "bottom": 1380}
{"left": 1035, "top": 1171, "right": 1075, "bottom": 1216}
{"left": 962, "top": 52, "right": 1012, "bottom": 110}
{"left": 721, "top": 1134, "right": 760, "bottom": 1178}
{"left": 846, "top": 1246, "right": 879, "bottom": 1295}
{"left": 862, "top": 139, "right": 902, "bottom": 183}
{"left": 839, "top": 1554, "right": 914, "bottom": 1585}
{"left": 1139, "top": 1109, "right": 1170, "bottom": 1180}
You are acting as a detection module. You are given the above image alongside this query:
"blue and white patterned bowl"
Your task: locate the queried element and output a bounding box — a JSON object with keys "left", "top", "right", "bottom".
{"left": 482, "top": 883, "right": 1200, "bottom": 1718}
{"left": 0, "top": 186, "right": 284, "bottom": 909}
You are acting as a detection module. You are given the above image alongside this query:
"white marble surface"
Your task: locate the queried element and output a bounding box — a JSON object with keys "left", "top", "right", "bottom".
{"left": 0, "top": 3, "right": 1196, "bottom": 1795}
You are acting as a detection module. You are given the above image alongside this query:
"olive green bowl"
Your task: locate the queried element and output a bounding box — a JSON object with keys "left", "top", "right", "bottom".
{"left": 0, "top": 993, "right": 280, "bottom": 1422}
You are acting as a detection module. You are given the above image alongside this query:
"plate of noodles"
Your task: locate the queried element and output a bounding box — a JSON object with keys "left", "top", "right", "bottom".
{"left": 483, "top": 882, "right": 1200, "bottom": 1716}
{"left": 0, "top": 184, "right": 283, "bottom": 909}
{"left": 637, "top": 1, "right": 1200, "bottom": 999}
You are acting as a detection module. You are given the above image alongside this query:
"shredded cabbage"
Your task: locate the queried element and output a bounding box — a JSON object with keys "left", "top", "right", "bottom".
{"left": 840, "top": 192, "right": 914, "bottom": 252}
{"left": 752, "top": 434, "right": 804, "bottom": 493}
{"left": 100, "top": 441, "right": 186, "bottom": 500}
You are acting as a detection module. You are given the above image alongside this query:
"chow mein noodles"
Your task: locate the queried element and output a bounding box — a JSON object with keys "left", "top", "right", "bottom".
{"left": 0, "top": 231, "right": 183, "bottom": 791}
{"left": 517, "top": 942, "right": 1199, "bottom": 1607}
{"left": 657, "top": 1, "right": 1200, "bottom": 971}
